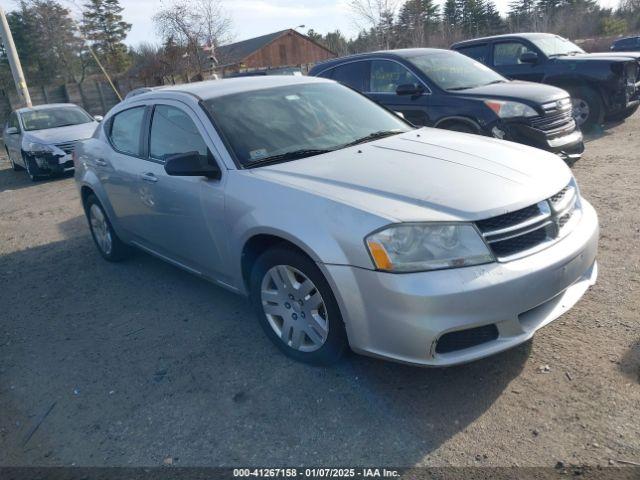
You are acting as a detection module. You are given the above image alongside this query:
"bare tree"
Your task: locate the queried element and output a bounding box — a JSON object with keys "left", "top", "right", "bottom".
{"left": 349, "top": 0, "right": 401, "bottom": 49}
{"left": 153, "top": 0, "right": 233, "bottom": 80}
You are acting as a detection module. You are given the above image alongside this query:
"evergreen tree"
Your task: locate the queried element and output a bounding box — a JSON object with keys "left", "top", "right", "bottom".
{"left": 82, "top": 0, "right": 132, "bottom": 73}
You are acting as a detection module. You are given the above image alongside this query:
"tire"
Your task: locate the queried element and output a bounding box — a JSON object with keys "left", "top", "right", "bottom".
{"left": 568, "top": 86, "right": 604, "bottom": 131}
{"left": 606, "top": 103, "right": 639, "bottom": 122}
{"left": 23, "top": 155, "right": 41, "bottom": 181}
{"left": 84, "top": 194, "right": 132, "bottom": 262}
{"left": 249, "top": 246, "right": 348, "bottom": 365}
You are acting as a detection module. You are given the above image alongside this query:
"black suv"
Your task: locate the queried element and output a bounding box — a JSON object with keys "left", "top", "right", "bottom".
{"left": 452, "top": 33, "right": 640, "bottom": 129}
{"left": 309, "top": 48, "right": 584, "bottom": 161}
{"left": 611, "top": 36, "right": 640, "bottom": 53}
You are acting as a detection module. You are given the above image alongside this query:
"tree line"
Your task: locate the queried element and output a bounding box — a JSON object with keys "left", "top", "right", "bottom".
{"left": 1, "top": 0, "right": 639, "bottom": 98}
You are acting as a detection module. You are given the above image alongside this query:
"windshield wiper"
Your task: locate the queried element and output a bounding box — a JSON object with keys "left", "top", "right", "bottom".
{"left": 447, "top": 86, "right": 474, "bottom": 91}
{"left": 339, "top": 130, "right": 402, "bottom": 148}
{"left": 245, "top": 149, "right": 333, "bottom": 168}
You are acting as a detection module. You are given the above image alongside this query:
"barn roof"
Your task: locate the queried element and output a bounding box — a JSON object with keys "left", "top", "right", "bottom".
{"left": 214, "top": 29, "right": 334, "bottom": 67}
{"left": 215, "top": 30, "right": 291, "bottom": 67}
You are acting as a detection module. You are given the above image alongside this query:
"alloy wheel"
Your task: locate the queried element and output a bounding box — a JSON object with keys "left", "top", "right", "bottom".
{"left": 260, "top": 265, "right": 329, "bottom": 352}
{"left": 571, "top": 98, "right": 590, "bottom": 127}
{"left": 89, "top": 204, "right": 113, "bottom": 256}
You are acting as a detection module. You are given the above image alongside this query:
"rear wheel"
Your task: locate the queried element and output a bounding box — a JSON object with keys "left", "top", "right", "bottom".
{"left": 568, "top": 86, "right": 604, "bottom": 131}
{"left": 85, "top": 194, "right": 132, "bottom": 262}
{"left": 249, "top": 247, "right": 348, "bottom": 365}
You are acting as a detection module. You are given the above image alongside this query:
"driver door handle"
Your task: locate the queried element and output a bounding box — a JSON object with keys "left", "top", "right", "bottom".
{"left": 95, "top": 158, "right": 108, "bottom": 167}
{"left": 140, "top": 172, "right": 158, "bottom": 183}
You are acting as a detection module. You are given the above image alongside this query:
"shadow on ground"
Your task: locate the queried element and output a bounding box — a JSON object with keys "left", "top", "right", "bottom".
{"left": 0, "top": 230, "right": 531, "bottom": 466}
{"left": 0, "top": 160, "right": 72, "bottom": 193}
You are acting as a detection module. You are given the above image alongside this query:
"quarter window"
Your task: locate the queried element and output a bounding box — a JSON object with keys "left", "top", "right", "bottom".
{"left": 9, "top": 112, "right": 20, "bottom": 130}
{"left": 493, "top": 42, "right": 536, "bottom": 66}
{"left": 109, "top": 107, "right": 145, "bottom": 156}
{"left": 149, "top": 105, "right": 209, "bottom": 161}
{"left": 370, "top": 60, "right": 421, "bottom": 94}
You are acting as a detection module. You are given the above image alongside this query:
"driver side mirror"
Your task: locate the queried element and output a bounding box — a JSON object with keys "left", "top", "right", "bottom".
{"left": 396, "top": 84, "right": 424, "bottom": 97}
{"left": 6, "top": 126, "right": 18, "bottom": 135}
{"left": 164, "top": 151, "right": 221, "bottom": 179}
{"left": 519, "top": 52, "right": 539, "bottom": 64}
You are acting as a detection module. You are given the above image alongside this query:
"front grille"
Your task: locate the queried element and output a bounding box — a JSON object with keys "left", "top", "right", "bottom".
{"left": 529, "top": 97, "right": 574, "bottom": 133}
{"left": 476, "top": 182, "right": 580, "bottom": 261}
{"left": 55, "top": 141, "right": 78, "bottom": 154}
{"left": 436, "top": 324, "right": 499, "bottom": 354}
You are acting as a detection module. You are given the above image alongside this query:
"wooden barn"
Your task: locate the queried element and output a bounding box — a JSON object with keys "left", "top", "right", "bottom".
{"left": 214, "top": 29, "right": 336, "bottom": 77}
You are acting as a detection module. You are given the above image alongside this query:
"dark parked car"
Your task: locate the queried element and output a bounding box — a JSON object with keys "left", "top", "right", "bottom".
{"left": 611, "top": 36, "right": 640, "bottom": 52}
{"left": 309, "top": 48, "right": 584, "bottom": 161}
{"left": 452, "top": 33, "right": 640, "bottom": 130}
{"left": 3, "top": 103, "right": 101, "bottom": 181}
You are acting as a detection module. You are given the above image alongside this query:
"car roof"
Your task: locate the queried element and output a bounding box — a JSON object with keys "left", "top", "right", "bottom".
{"left": 127, "top": 76, "right": 332, "bottom": 102}
{"left": 16, "top": 103, "right": 84, "bottom": 114}
{"left": 310, "top": 48, "right": 451, "bottom": 70}
{"left": 613, "top": 36, "right": 640, "bottom": 43}
{"left": 452, "top": 32, "right": 560, "bottom": 48}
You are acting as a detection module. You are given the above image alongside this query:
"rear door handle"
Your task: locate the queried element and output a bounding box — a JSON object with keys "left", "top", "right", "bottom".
{"left": 95, "top": 158, "right": 108, "bottom": 167}
{"left": 140, "top": 172, "right": 158, "bottom": 183}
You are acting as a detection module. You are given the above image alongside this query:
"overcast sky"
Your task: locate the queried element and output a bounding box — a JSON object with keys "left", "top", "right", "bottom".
{"left": 8, "top": 0, "right": 622, "bottom": 47}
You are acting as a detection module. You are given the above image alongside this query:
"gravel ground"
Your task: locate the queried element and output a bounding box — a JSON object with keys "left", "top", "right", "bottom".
{"left": 0, "top": 115, "right": 638, "bottom": 470}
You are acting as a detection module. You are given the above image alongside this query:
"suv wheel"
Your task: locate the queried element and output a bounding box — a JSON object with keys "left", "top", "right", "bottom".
{"left": 249, "top": 247, "right": 347, "bottom": 365}
{"left": 569, "top": 86, "right": 604, "bottom": 130}
{"left": 85, "top": 194, "right": 132, "bottom": 262}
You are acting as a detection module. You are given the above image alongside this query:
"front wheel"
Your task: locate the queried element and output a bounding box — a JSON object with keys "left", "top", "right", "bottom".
{"left": 569, "top": 86, "right": 604, "bottom": 131}
{"left": 249, "top": 247, "right": 348, "bottom": 365}
{"left": 6, "top": 148, "right": 21, "bottom": 171}
{"left": 23, "top": 155, "right": 41, "bottom": 181}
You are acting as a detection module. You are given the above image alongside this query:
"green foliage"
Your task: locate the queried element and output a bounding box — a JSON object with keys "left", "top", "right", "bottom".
{"left": 601, "top": 16, "right": 628, "bottom": 35}
{"left": 81, "top": 0, "right": 132, "bottom": 74}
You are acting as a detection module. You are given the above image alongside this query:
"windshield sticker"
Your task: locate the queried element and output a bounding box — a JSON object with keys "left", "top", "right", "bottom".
{"left": 250, "top": 148, "right": 268, "bottom": 161}
{"left": 285, "top": 95, "right": 300, "bottom": 101}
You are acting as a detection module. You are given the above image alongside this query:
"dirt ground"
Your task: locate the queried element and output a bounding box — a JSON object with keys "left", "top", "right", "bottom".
{"left": 0, "top": 114, "right": 638, "bottom": 470}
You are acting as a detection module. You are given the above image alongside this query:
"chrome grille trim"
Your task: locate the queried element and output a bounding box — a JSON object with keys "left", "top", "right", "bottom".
{"left": 476, "top": 182, "right": 580, "bottom": 262}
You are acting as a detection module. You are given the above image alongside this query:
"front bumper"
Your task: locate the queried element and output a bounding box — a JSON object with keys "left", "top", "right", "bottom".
{"left": 496, "top": 121, "right": 584, "bottom": 161}
{"left": 28, "top": 152, "right": 74, "bottom": 174}
{"left": 325, "top": 199, "right": 599, "bottom": 367}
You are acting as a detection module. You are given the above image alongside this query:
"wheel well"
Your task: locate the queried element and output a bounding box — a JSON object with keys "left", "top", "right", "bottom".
{"left": 435, "top": 117, "right": 481, "bottom": 133}
{"left": 241, "top": 234, "right": 312, "bottom": 291}
{"left": 80, "top": 186, "right": 94, "bottom": 209}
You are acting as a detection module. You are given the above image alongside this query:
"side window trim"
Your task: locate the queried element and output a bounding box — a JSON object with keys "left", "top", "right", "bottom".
{"left": 315, "top": 58, "right": 432, "bottom": 95}
{"left": 106, "top": 104, "right": 149, "bottom": 159}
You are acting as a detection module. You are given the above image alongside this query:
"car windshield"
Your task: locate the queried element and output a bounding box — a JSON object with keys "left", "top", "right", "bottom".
{"left": 21, "top": 107, "right": 94, "bottom": 131}
{"left": 204, "top": 82, "right": 411, "bottom": 167}
{"left": 530, "top": 35, "right": 585, "bottom": 57}
{"left": 407, "top": 52, "right": 506, "bottom": 91}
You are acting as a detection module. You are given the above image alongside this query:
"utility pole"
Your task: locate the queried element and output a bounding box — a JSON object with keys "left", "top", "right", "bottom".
{"left": 0, "top": 5, "right": 32, "bottom": 107}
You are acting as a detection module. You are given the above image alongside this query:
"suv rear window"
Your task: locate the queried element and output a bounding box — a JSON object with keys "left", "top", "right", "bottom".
{"left": 109, "top": 107, "right": 145, "bottom": 156}
{"left": 456, "top": 44, "right": 489, "bottom": 64}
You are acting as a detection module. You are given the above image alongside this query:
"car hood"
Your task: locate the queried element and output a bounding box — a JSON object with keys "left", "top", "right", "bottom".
{"left": 23, "top": 122, "right": 98, "bottom": 145}
{"left": 252, "top": 128, "right": 572, "bottom": 223}
{"left": 554, "top": 53, "right": 636, "bottom": 63}
{"left": 587, "top": 51, "right": 640, "bottom": 61}
{"left": 453, "top": 80, "right": 568, "bottom": 105}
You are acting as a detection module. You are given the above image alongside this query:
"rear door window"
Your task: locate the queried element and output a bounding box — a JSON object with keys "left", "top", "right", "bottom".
{"left": 109, "top": 107, "right": 146, "bottom": 156}
{"left": 331, "top": 61, "right": 369, "bottom": 91}
{"left": 493, "top": 42, "right": 536, "bottom": 66}
{"left": 149, "top": 105, "right": 209, "bottom": 162}
{"left": 456, "top": 44, "right": 489, "bottom": 64}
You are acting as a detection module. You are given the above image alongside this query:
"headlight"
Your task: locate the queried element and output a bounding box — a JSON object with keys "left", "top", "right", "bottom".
{"left": 24, "top": 141, "right": 54, "bottom": 155}
{"left": 485, "top": 100, "right": 538, "bottom": 118}
{"left": 365, "top": 223, "right": 494, "bottom": 272}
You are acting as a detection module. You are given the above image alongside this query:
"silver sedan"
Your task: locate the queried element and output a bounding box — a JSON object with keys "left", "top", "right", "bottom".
{"left": 74, "top": 76, "right": 598, "bottom": 366}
